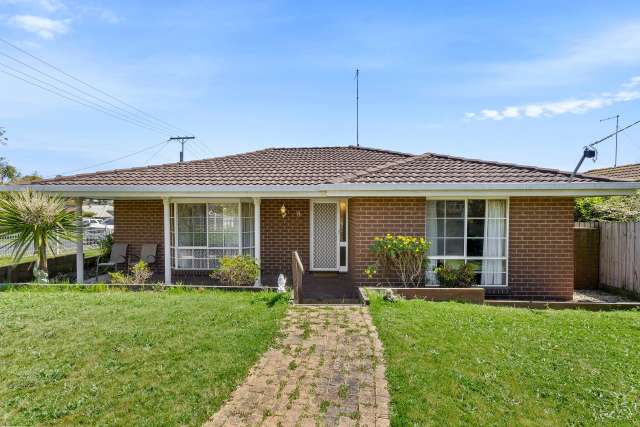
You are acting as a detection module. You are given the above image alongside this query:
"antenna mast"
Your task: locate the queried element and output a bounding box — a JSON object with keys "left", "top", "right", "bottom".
{"left": 571, "top": 118, "right": 640, "bottom": 179}
{"left": 355, "top": 68, "right": 359, "bottom": 147}
{"left": 600, "top": 114, "right": 620, "bottom": 166}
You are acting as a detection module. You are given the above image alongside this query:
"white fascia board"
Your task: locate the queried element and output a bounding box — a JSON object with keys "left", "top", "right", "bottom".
{"left": 4, "top": 181, "right": 640, "bottom": 199}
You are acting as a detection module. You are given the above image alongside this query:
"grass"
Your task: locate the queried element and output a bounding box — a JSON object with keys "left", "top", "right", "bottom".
{"left": 368, "top": 295, "right": 640, "bottom": 426}
{"left": 0, "top": 248, "right": 104, "bottom": 268}
{"left": 0, "top": 287, "right": 288, "bottom": 426}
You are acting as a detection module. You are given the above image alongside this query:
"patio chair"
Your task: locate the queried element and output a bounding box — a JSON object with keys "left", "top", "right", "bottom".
{"left": 129, "top": 243, "right": 157, "bottom": 267}
{"left": 96, "top": 243, "right": 128, "bottom": 275}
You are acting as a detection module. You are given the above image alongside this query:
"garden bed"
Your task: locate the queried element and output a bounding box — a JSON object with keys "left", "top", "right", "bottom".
{"left": 0, "top": 250, "right": 103, "bottom": 283}
{"left": 360, "top": 286, "right": 485, "bottom": 304}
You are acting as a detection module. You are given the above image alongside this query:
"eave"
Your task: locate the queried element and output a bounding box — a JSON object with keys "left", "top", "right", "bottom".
{"left": 2, "top": 181, "right": 639, "bottom": 199}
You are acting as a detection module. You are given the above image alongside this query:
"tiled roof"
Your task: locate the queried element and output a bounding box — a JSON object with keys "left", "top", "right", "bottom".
{"left": 332, "top": 152, "right": 610, "bottom": 184}
{"left": 36, "top": 146, "right": 612, "bottom": 187}
{"left": 37, "top": 146, "right": 411, "bottom": 186}
{"left": 586, "top": 163, "right": 640, "bottom": 181}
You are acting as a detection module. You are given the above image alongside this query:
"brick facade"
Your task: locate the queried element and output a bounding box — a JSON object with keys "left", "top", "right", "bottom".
{"left": 112, "top": 200, "right": 165, "bottom": 274}
{"left": 111, "top": 196, "right": 576, "bottom": 300}
{"left": 508, "top": 197, "right": 575, "bottom": 300}
{"left": 260, "top": 199, "right": 310, "bottom": 276}
{"left": 348, "top": 197, "right": 426, "bottom": 286}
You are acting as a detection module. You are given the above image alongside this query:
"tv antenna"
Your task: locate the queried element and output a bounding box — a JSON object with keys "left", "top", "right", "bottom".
{"left": 169, "top": 136, "right": 195, "bottom": 162}
{"left": 355, "top": 68, "right": 359, "bottom": 147}
{"left": 600, "top": 114, "right": 620, "bottom": 166}
{"left": 571, "top": 119, "right": 640, "bottom": 179}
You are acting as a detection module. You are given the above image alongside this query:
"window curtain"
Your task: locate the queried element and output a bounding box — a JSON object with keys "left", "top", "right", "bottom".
{"left": 426, "top": 201, "right": 439, "bottom": 256}
{"left": 481, "top": 200, "right": 506, "bottom": 285}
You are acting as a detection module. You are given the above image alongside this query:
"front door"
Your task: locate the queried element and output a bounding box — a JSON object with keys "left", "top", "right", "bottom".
{"left": 311, "top": 200, "right": 348, "bottom": 272}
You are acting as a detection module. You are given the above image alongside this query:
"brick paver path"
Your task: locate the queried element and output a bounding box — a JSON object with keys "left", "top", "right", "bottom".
{"left": 204, "top": 305, "right": 390, "bottom": 427}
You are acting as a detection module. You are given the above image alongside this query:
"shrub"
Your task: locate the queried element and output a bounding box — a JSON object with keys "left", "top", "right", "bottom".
{"left": 108, "top": 271, "right": 128, "bottom": 284}
{"left": 130, "top": 260, "right": 152, "bottom": 284}
{"left": 434, "top": 263, "right": 476, "bottom": 287}
{"left": 107, "top": 261, "right": 152, "bottom": 285}
{"left": 210, "top": 256, "right": 260, "bottom": 286}
{"left": 368, "top": 234, "right": 431, "bottom": 287}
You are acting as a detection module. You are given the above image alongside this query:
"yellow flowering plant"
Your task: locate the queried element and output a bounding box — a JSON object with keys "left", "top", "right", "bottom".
{"left": 366, "top": 234, "right": 431, "bottom": 287}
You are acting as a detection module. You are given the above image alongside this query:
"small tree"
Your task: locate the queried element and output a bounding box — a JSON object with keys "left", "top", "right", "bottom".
{"left": 0, "top": 127, "right": 7, "bottom": 146}
{"left": 0, "top": 190, "right": 79, "bottom": 282}
{"left": 576, "top": 192, "right": 640, "bottom": 222}
{"left": 0, "top": 157, "right": 19, "bottom": 184}
{"left": 367, "top": 234, "right": 431, "bottom": 287}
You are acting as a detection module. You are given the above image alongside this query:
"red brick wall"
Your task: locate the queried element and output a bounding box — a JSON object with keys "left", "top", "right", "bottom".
{"left": 112, "top": 200, "right": 165, "bottom": 274}
{"left": 348, "top": 197, "right": 426, "bottom": 285}
{"left": 508, "top": 197, "right": 575, "bottom": 300}
{"left": 260, "top": 199, "right": 310, "bottom": 276}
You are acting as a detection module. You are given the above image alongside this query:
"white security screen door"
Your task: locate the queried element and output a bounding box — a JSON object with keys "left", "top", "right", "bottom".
{"left": 311, "top": 201, "right": 339, "bottom": 270}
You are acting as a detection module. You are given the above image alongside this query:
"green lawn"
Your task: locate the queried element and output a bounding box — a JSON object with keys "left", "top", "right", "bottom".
{"left": 0, "top": 288, "right": 288, "bottom": 426}
{"left": 368, "top": 295, "right": 640, "bottom": 426}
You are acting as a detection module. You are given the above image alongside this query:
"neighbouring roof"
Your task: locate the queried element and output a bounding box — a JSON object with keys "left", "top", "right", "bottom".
{"left": 586, "top": 163, "right": 640, "bottom": 181}
{"left": 35, "top": 145, "right": 613, "bottom": 187}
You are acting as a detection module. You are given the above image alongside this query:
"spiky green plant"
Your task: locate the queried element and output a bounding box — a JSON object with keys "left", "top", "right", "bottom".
{"left": 0, "top": 190, "right": 80, "bottom": 280}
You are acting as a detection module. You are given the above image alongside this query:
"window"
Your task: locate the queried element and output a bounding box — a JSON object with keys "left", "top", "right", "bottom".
{"left": 426, "top": 199, "right": 507, "bottom": 286}
{"left": 174, "top": 201, "right": 254, "bottom": 269}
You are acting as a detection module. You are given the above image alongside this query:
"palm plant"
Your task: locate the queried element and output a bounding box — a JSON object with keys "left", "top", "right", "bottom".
{"left": 0, "top": 190, "right": 80, "bottom": 281}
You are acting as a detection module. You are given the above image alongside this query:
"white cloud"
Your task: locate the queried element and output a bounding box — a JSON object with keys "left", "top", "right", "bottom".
{"left": 466, "top": 77, "right": 640, "bottom": 121}
{"left": 470, "top": 23, "right": 640, "bottom": 92}
{"left": 0, "top": 0, "right": 64, "bottom": 12}
{"left": 10, "top": 14, "right": 69, "bottom": 39}
{"left": 623, "top": 76, "right": 640, "bottom": 89}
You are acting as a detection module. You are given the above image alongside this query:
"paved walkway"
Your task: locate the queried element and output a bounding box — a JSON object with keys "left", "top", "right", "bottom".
{"left": 205, "top": 305, "right": 390, "bottom": 427}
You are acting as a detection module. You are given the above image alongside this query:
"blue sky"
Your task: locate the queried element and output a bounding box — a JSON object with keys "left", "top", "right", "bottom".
{"left": 1, "top": 0, "right": 640, "bottom": 178}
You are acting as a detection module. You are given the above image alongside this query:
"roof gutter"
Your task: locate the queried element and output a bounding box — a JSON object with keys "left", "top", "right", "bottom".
{"left": 1, "top": 181, "right": 638, "bottom": 198}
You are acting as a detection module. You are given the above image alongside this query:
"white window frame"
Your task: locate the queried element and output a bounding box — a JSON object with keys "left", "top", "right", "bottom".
{"left": 425, "top": 197, "right": 509, "bottom": 287}
{"left": 172, "top": 199, "right": 254, "bottom": 270}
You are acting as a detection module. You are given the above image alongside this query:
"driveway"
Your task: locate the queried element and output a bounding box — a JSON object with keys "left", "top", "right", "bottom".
{"left": 205, "top": 305, "right": 390, "bottom": 426}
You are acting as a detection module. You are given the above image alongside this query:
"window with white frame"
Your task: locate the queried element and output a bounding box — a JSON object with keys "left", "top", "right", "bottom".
{"left": 174, "top": 201, "right": 254, "bottom": 269}
{"left": 426, "top": 199, "right": 507, "bottom": 286}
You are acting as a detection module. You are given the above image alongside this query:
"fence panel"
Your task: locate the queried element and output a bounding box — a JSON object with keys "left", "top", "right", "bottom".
{"left": 599, "top": 222, "right": 640, "bottom": 296}
{"left": 0, "top": 229, "right": 112, "bottom": 258}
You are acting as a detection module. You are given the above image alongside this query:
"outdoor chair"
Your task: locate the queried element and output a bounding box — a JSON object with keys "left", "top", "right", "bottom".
{"left": 129, "top": 243, "right": 157, "bottom": 267}
{"left": 96, "top": 242, "right": 128, "bottom": 275}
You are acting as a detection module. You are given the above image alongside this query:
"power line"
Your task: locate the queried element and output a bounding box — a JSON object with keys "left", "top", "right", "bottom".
{"left": 0, "top": 67, "right": 170, "bottom": 136}
{"left": 0, "top": 36, "right": 193, "bottom": 137}
{"left": 144, "top": 139, "right": 172, "bottom": 164}
{"left": 0, "top": 50, "right": 181, "bottom": 136}
{"left": 0, "top": 61, "right": 176, "bottom": 135}
{"left": 55, "top": 140, "right": 169, "bottom": 177}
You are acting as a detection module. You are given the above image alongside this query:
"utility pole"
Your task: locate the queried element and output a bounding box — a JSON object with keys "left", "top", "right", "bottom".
{"left": 355, "top": 69, "right": 359, "bottom": 147}
{"left": 600, "top": 115, "right": 620, "bottom": 166}
{"left": 169, "top": 136, "right": 195, "bottom": 162}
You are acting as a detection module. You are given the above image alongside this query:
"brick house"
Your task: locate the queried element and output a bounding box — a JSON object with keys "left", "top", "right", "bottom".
{"left": 31, "top": 146, "right": 639, "bottom": 300}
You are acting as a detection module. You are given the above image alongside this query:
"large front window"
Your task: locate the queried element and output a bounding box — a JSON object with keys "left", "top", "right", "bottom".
{"left": 174, "top": 202, "right": 254, "bottom": 269}
{"left": 426, "top": 199, "right": 507, "bottom": 286}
